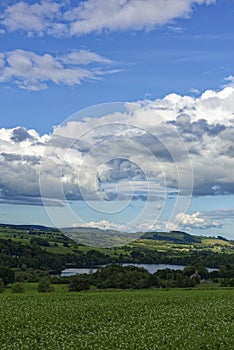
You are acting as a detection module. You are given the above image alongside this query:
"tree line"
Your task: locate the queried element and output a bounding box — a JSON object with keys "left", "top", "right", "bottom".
{"left": 65, "top": 264, "right": 234, "bottom": 291}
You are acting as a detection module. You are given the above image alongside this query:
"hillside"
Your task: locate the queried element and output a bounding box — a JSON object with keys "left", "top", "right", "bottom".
{"left": 0, "top": 223, "right": 233, "bottom": 249}
{"left": 141, "top": 230, "right": 201, "bottom": 244}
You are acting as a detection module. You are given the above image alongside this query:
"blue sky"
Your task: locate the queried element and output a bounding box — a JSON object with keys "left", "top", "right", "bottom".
{"left": 0, "top": 0, "right": 234, "bottom": 240}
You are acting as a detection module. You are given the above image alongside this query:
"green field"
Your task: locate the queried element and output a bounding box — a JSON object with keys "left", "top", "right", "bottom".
{"left": 0, "top": 288, "right": 233, "bottom": 349}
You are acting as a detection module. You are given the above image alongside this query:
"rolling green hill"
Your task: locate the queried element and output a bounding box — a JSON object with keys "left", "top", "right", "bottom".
{"left": 141, "top": 230, "right": 202, "bottom": 244}
{"left": 0, "top": 223, "right": 233, "bottom": 249}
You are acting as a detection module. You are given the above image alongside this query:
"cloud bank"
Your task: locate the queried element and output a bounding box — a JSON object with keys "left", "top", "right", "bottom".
{"left": 0, "top": 0, "right": 215, "bottom": 37}
{"left": 0, "top": 86, "right": 234, "bottom": 208}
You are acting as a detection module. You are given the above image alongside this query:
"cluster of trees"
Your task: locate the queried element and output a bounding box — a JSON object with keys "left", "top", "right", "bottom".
{"left": 1, "top": 265, "right": 205, "bottom": 293}
{"left": 68, "top": 264, "right": 209, "bottom": 291}
{"left": 68, "top": 264, "right": 234, "bottom": 292}
{"left": 1, "top": 264, "right": 234, "bottom": 293}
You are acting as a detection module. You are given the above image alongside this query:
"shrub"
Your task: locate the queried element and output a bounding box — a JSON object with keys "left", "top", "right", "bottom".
{"left": 11, "top": 282, "right": 25, "bottom": 293}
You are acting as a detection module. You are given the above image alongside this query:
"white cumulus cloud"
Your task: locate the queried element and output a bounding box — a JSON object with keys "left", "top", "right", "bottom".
{"left": 0, "top": 49, "right": 116, "bottom": 90}
{"left": 0, "top": 0, "right": 216, "bottom": 37}
{"left": 0, "top": 0, "right": 64, "bottom": 37}
{"left": 68, "top": 0, "right": 215, "bottom": 35}
{"left": 175, "top": 212, "right": 222, "bottom": 230}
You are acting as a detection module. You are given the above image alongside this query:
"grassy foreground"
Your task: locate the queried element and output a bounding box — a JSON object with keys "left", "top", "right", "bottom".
{"left": 0, "top": 288, "right": 233, "bottom": 350}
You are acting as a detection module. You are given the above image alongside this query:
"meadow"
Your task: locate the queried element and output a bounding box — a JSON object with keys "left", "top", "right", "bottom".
{"left": 0, "top": 288, "right": 233, "bottom": 350}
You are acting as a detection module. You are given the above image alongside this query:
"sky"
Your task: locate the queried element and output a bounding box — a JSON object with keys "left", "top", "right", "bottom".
{"left": 0, "top": 0, "right": 234, "bottom": 241}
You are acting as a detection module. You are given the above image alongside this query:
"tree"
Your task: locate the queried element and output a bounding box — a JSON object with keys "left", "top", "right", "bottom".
{"left": 37, "top": 277, "right": 53, "bottom": 292}
{"left": 69, "top": 275, "right": 90, "bottom": 292}
{"left": 0, "top": 278, "right": 4, "bottom": 293}
{"left": 196, "top": 265, "right": 209, "bottom": 280}
{"left": 183, "top": 266, "right": 196, "bottom": 277}
{"left": 0, "top": 267, "right": 15, "bottom": 285}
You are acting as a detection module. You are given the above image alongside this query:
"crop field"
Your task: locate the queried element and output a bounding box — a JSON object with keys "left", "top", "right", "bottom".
{"left": 0, "top": 289, "right": 233, "bottom": 350}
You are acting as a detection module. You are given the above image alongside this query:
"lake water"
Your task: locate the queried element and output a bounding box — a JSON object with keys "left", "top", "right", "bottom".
{"left": 61, "top": 264, "right": 218, "bottom": 276}
{"left": 61, "top": 268, "right": 98, "bottom": 276}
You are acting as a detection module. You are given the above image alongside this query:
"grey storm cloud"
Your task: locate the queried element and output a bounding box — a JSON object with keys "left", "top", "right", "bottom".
{"left": 1, "top": 152, "right": 41, "bottom": 164}
{"left": 0, "top": 86, "right": 234, "bottom": 205}
{"left": 170, "top": 114, "right": 226, "bottom": 140}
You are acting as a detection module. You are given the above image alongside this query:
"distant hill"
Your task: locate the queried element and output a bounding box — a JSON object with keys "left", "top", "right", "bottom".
{"left": 0, "top": 223, "right": 58, "bottom": 232}
{"left": 0, "top": 224, "right": 201, "bottom": 245}
{"left": 0, "top": 223, "right": 232, "bottom": 247}
{"left": 0, "top": 224, "right": 139, "bottom": 248}
{"left": 62, "top": 227, "right": 140, "bottom": 248}
{"left": 141, "top": 231, "right": 201, "bottom": 244}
